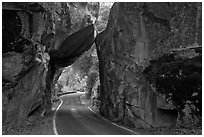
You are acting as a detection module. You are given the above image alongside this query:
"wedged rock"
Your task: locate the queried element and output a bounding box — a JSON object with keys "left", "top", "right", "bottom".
{"left": 49, "top": 24, "right": 95, "bottom": 68}
{"left": 96, "top": 2, "right": 201, "bottom": 128}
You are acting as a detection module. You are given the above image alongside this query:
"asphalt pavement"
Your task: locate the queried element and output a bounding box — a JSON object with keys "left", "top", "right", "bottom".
{"left": 55, "top": 92, "right": 135, "bottom": 135}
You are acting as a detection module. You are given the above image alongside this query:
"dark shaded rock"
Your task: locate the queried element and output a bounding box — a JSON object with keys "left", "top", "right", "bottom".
{"left": 96, "top": 2, "right": 201, "bottom": 128}
{"left": 2, "top": 10, "right": 22, "bottom": 53}
{"left": 143, "top": 48, "right": 202, "bottom": 126}
{"left": 49, "top": 24, "right": 95, "bottom": 68}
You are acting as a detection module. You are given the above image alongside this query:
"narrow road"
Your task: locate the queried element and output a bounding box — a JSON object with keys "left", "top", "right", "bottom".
{"left": 55, "top": 92, "right": 135, "bottom": 135}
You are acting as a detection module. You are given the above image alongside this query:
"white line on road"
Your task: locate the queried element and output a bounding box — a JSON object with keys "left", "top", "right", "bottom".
{"left": 53, "top": 99, "right": 63, "bottom": 135}
{"left": 79, "top": 95, "right": 137, "bottom": 134}
{"left": 80, "top": 94, "right": 86, "bottom": 105}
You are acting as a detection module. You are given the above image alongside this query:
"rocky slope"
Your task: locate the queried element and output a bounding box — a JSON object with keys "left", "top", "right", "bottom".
{"left": 95, "top": 2, "right": 201, "bottom": 128}
{"left": 2, "top": 2, "right": 99, "bottom": 128}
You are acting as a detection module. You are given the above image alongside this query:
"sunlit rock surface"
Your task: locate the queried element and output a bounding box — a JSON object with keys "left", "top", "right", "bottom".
{"left": 96, "top": 2, "right": 201, "bottom": 128}
{"left": 2, "top": 2, "right": 99, "bottom": 127}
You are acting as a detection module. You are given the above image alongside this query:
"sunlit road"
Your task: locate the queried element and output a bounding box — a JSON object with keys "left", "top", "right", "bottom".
{"left": 55, "top": 92, "right": 135, "bottom": 135}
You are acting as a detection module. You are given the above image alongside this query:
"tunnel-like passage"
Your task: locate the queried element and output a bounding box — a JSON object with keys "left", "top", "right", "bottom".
{"left": 2, "top": 2, "right": 201, "bottom": 134}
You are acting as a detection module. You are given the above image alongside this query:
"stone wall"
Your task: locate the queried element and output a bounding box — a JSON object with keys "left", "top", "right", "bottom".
{"left": 96, "top": 2, "right": 201, "bottom": 128}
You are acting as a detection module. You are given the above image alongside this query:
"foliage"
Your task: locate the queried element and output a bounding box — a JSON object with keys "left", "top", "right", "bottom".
{"left": 72, "top": 47, "right": 94, "bottom": 78}
{"left": 85, "top": 71, "right": 99, "bottom": 98}
{"left": 58, "top": 44, "right": 99, "bottom": 94}
{"left": 95, "top": 2, "right": 113, "bottom": 32}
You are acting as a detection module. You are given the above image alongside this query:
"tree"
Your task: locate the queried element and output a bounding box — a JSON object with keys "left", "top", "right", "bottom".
{"left": 95, "top": 2, "right": 113, "bottom": 32}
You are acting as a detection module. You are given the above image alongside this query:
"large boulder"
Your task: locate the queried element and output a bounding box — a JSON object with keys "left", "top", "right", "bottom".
{"left": 96, "top": 2, "right": 201, "bottom": 128}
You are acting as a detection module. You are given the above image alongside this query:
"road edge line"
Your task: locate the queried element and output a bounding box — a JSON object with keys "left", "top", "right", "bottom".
{"left": 53, "top": 98, "right": 63, "bottom": 135}
{"left": 80, "top": 94, "right": 86, "bottom": 105}
{"left": 79, "top": 94, "right": 137, "bottom": 134}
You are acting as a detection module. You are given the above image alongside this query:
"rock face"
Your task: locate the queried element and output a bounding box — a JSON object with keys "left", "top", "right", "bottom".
{"left": 3, "top": 4, "right": 51, "bottom": 126}
{"left": 144, "top": 48, "right": 201, "bottom": 127}
{"left": 96, "top": 3, "right": 201, "bottom": 128}
{"left": 2, "top": 2, "right": 99, "bottom": 127}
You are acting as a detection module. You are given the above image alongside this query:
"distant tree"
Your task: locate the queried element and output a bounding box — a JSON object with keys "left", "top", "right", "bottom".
{"left": 95, "top": 2, "right": 113, "bottom": 32}
{"left": 85, "top": 71, "right": 99, "bottom": 99}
